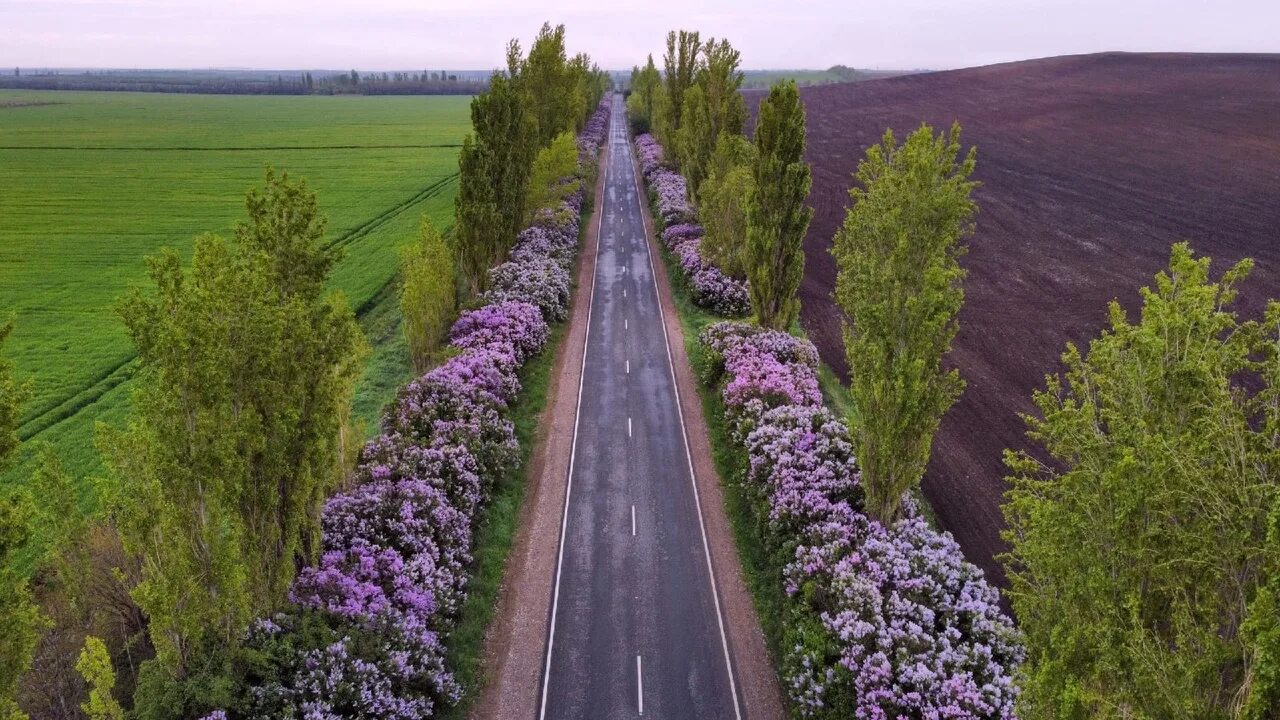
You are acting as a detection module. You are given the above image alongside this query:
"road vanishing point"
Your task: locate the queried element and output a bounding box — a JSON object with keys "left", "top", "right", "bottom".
{"left": 538, "top": 93, "right": 743, "bottom": 719}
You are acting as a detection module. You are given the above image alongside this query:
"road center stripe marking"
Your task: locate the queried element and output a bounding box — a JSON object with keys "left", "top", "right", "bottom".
{"left": 637, "top": 655, "right": 644, "bottom": 715}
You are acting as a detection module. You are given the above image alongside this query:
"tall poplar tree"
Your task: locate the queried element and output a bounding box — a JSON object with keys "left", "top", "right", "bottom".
{"left": 626, "top": 55, "right": 662, "bottom": 133}
{"left": 699, "top": 134, "right": 755, "bottom": 278}
{"left": 675, "top": 83, "right": 710, "bottom": 192}
{"left": 678, "top": 37, "right": 746, "bottom": 198}
{"left": 660, "top": 29, "right": 700, "bottom": 144}
{"left": 521, "top": 23, "right": 573, "bottom": 147}
{"left": 400, "top": 218, "right": 455, "bottom": 373}
{"left": 453, "top": 133, "right": 501, "bottom": 296}
{"left": 100, "top": 170, "right": 365, "bottom": 681}
{"left": 831, "top": 123, "right": 976, "bottom": 523}
{"left": 744, "top": 80, "right": 812, "bottom": 329}
{"left": 453, "top": 49, "right": 536, "bottom": 295}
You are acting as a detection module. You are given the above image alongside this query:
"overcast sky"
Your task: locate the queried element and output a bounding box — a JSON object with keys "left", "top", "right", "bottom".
{"left": 3, "top": 0, "right": 1277, "bottom": 71}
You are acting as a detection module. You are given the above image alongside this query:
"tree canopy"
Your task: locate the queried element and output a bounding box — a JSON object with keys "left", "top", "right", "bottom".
{"left": 745, "top": 79, "right": 812, "bottom": 330}
{"left": 1003, "top": 243, "right": 1280, "bottom": 718}
{"left": 832, "top": 123, "right": 976, "bottom": 523}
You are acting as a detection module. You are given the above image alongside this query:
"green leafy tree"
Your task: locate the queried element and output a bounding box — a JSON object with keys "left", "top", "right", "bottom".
{"left": 677, "top": 37, "right": 746, "bottom": 197}
{"left": 675, "top": 83, "right": 710, "bottom": 192}
{"left": 699, "top": 38, "right": 747, "bottom": 139}
{"left": 626, "top": 55, "right": 662, "bottom": 133}
{"left": 745, "top": 80, "right": 812, "bottom": 330}
{"left": 453, "top": 133, "right": 502, "bottom": 297}
{"left": 0, "top": 321, "right": 42, "bottom": 720}
{"left": 660, "top": 29, "right": 701, "bottom": 145}
{"left": 453, "top": 53, "right": 537, "bottom": 296}
{"left": 1003, "top": 243, "right": 1280, "bottom": 718}
{"left": 235, "top": 168, "right": 337, "bottom": 299}
{"left": 76, "top": 636, "right": 124, "bottom": 720}
{"left": 32, "top": 444, "right": 90, "bottom": 616}
{"left": 400, "top": 218, "right": 456, "bottom": 374}
{"left": 699, "top": 134, "right": 755, "bottom": 277}
{"left": 525, "top": 130, "right": 581, "bottom": 220}
{"left": 832, "top": 122, "right": 976, "bottom": 523}
{"left": 0, "top": 495, "right": 40, "bottom": 720}
{"left": 567, "top": 52, "right": 608, "bottom": 132}
{"left": 100, "top": 170, "right": 365, "bottom": 679}
{"left": 520, "top": 23, "right": 573, "bottom": 147}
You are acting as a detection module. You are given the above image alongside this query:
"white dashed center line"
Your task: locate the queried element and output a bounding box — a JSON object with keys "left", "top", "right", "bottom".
{"left": 636, "top": 655, "right": 644, "bottom": 715}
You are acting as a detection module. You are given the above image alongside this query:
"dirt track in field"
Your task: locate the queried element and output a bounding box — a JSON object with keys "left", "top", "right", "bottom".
{"left": 747, "top": 52, "right": 1280, "bottom": 590}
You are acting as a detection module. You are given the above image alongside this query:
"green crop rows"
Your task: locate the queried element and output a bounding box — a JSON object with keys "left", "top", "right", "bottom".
{"left": 0, "top": 89, "right": 472, "bottom": 502}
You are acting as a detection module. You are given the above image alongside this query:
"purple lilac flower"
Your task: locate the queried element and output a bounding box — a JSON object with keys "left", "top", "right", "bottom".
{"left": 483, "top": 256, "right": 572, "bottom": 322}
{"left": 448, "top": 301, "right": 548, "bottom": 363}
{"left": 701, "top": 320, "right": 1024, "bottom": 717}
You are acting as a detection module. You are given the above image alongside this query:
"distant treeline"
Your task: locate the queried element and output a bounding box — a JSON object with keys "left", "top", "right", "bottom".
{"left": 0, "top": 68, "right": 490, "bottom": 95}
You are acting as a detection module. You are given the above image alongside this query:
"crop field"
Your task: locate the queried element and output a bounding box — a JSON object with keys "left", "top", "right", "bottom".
{"left": 747, "top": 52, "right": 1280, "bottom": 587}
{"left": 0, "top": 89, "right": 471, "bottom": 497}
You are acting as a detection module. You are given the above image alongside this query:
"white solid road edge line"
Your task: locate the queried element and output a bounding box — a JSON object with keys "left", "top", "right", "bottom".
{"left": 538, "top": 94, "right": 614, "bottom": 720}
{"left": 626, "top": 110, "right": 745, "bottom": 720}
{"left": 637, "top": 655, "right": 644, "bottom": 715}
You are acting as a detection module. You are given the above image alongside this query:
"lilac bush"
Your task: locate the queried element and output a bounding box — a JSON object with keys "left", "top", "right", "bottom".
{"left": 383, "top": 366, "right": 520, "bottom": 485}
{"left": 635, "top": 134, "right": 751, "bottom": 316}
{"left": 577, "top": 99, "right": 610, "bottom": 159}
{"left": 243, "top": 613, "right": 456, "bottom": 719}
{"left": 786, "top": 517, "right": 1025, "bottom": 719}
{"left": 483, "top": 256, "right": 572, "bottom": 322}
{"left": 448, "top": 301, "right": 548, "bottom": 364}
{"left": 721, "top": 338, "right": 822, "bottom": 439}
{"left": 691, "top": 265, "right": 752, "bottom": 316}
{"left": 700, "top": 321, "right": 1023, "bottom": 718}
{"left": 511, "top": 223, "right": 576, "bottom": 272}
{"left": 635, "top": 132, "right": 664, "bottom": 173}
{"left": 744, "top": 405, "right": 862, "bottom": 547}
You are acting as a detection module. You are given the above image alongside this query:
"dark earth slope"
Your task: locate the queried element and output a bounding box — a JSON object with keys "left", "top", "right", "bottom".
{"left": 748, "top": 52, "right": 1280, "bottom": 589}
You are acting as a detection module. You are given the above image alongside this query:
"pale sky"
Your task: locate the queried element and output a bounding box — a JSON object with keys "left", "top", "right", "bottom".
{"left": 2, "top": 0, "right": 1277, "bottom": 71}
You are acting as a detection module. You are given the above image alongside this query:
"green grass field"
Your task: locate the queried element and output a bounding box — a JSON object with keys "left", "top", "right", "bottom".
{"left": 0, "top": 89, "right": 472, "bottom": 502}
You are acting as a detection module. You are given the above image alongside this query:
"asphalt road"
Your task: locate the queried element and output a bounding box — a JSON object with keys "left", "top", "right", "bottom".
{"left": 539, "top": 93, "right": 742, "bottom": 719}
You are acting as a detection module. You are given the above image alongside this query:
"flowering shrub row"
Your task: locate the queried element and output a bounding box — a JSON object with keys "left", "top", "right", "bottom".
{"left": 699, "top": 321, "right": 1024, "bottom": 719}
{"left": 224, "top": 100, "right": 611, "bottom": 719}
{"left": 634, "top": 134, "right": 750, "bottom": 316}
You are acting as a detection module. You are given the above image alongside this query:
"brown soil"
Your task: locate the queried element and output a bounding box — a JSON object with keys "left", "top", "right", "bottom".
{"left": 747, "top": 52, "right": 1280, "bottom": 590}
{"left": 470, "top": 144, "right": 609, "bottom": 719}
